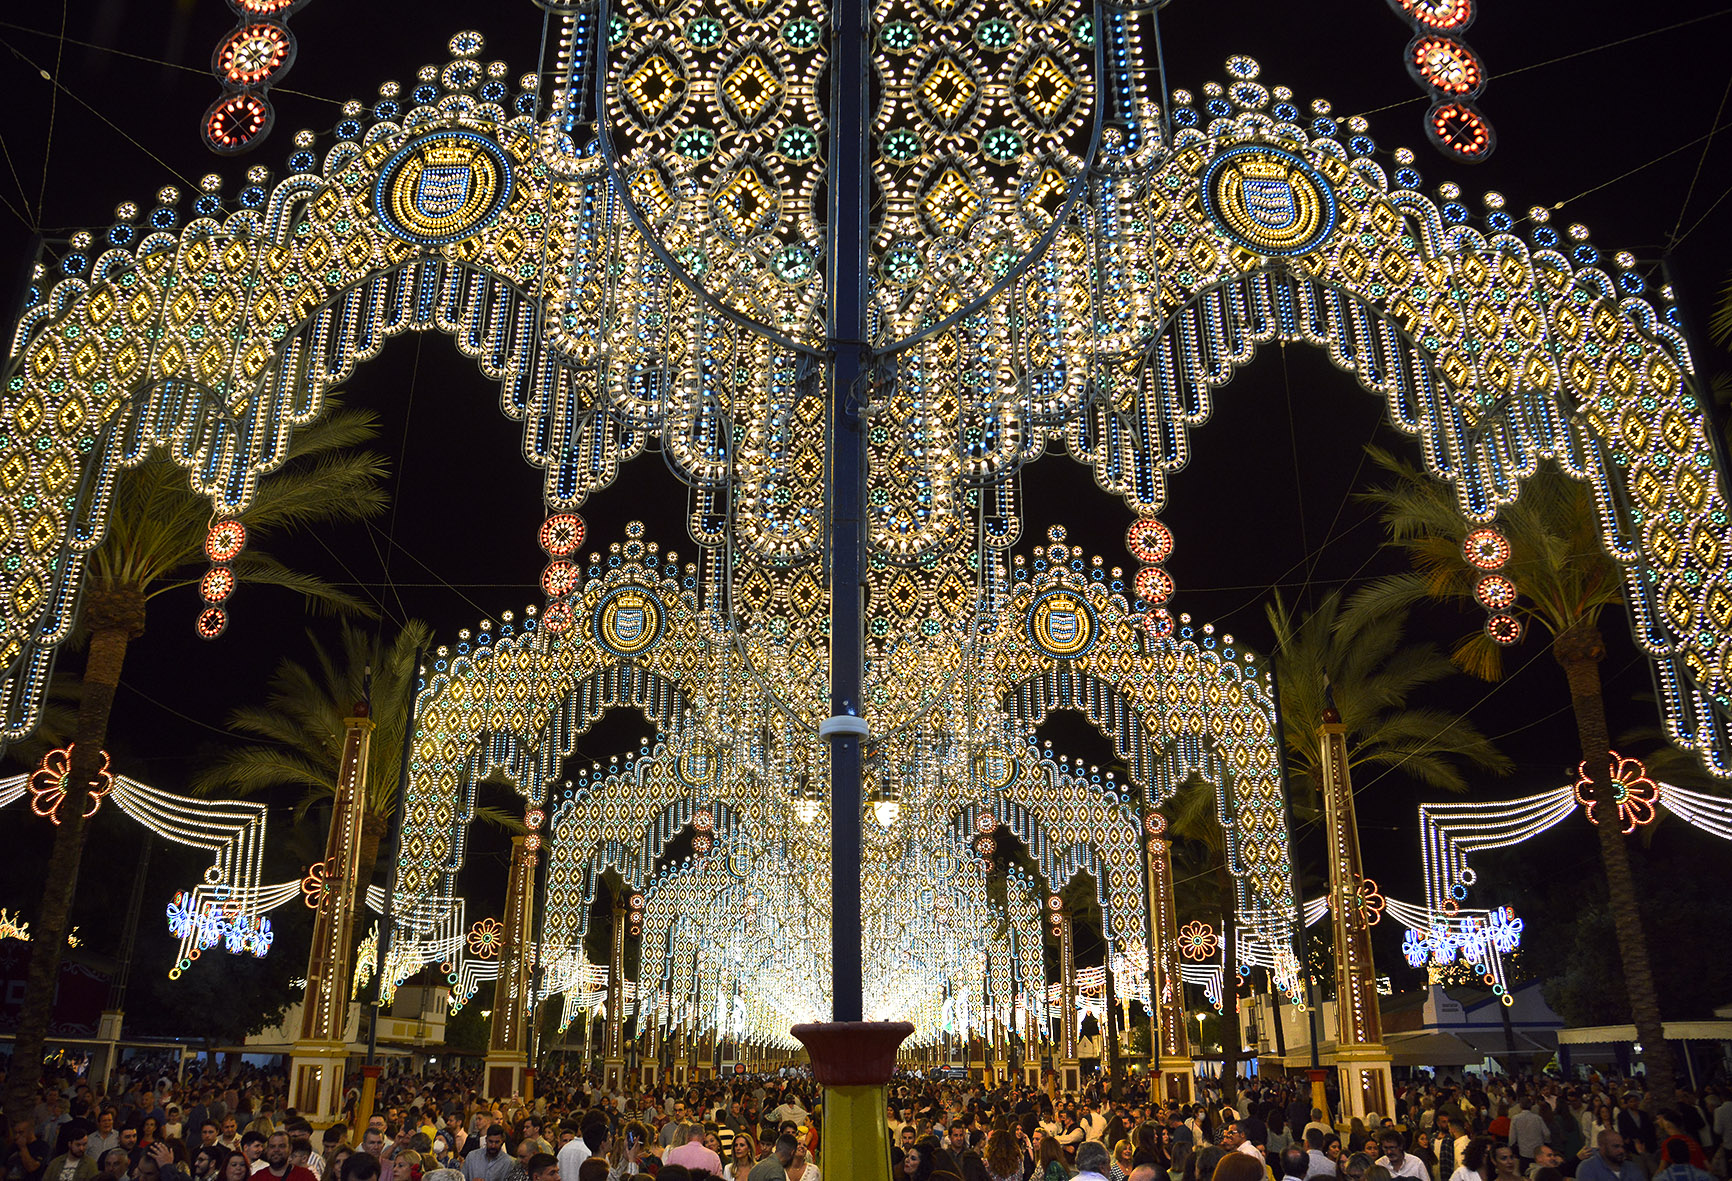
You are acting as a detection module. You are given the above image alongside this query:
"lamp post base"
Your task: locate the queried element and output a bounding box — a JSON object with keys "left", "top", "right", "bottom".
{"left": 792, "top": 1022, "right": 913, "bottom": 1181}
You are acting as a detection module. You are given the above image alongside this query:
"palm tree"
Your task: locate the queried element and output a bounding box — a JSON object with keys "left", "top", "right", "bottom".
{"left": 1358, "top": 445, "right": 1678, "bottom": 1103}
{"left": 194, "top": 617, "right": 523, "bottom": 891}
{"left": 1266, "top": 586, "right": 1512, "bottom": 801}
{"left": 1, "top": 400, "right": 388, "bottom": 1125}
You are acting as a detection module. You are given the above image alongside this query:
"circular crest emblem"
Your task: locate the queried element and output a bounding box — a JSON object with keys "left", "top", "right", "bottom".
{"left": 593, "top": 585, "right": 665, "bottom": 657}
{"left": 676, "top": 743, "right": 715, "bottom": 788}
{"left": 1028, "top": 589, "right": 1096, "bottom": 659}
{"left": 974, "top": 745, "right": 1018, "bottom": 791}
{"left": 1202, "top": 144, "right": 1337, "bottom": 257}
{"left": 374, "top": 130, "right": 514, "bottom": 246}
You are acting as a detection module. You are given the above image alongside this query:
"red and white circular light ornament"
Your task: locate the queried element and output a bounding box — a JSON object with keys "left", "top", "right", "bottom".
{"left": 1125, "top": 516, "right": 1174, "bottom": 565}
{"left": 205, "top": 519, "right": 248, "bottom": 562}
{"left": 1407, "top": 35, "right": 1485, "bottom": 98}
{"left": 540, "top": 561, "right": 580, "bottom": 599}
{"left": 200, "top": 566, "right": 237, "bottom": 603}
{"left": 1134, "top": 565, "right": 1174, "bottom": 605}
{"left": 201, "top": 91, "right": 275, "bottom": 155}
{"left": 1484, "top": 612, "right": 1522, "bottom": 646}
{"left": 1463, "top": 526, "right": 1510, "bottom": 570}
{"left": 1427, "top": 101, "right": 1496, "bottom": 163}
{"left": 1475, "top": 573, "right": 1517, "bottom": 611}
{"left": 212, "top": 22, "right": 297, "bottom": 88}
{"left": 1387, "top": 0, "right": 1475, "bottom": 31}
{"left": 539, "top": 513, "right": 587, "bottom": 558}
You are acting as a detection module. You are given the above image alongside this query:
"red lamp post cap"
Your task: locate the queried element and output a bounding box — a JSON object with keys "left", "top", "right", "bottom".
{"left": 790, "top": 1022, "right": 914, "bottom": 1087}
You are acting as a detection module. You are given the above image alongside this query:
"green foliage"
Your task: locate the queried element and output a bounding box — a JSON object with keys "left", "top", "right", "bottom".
{"left": 191, "top": 617, "right": 522, "bottom": 886}
{"left": 1267, "top": 585, "right": 1512, "bottom": 800}
{"left": 83, "top": 396, "right": 389, "bottom": 616}
{"left": 443, "top": 999, "right": 493, "bottom": 1057}
{"left": 1357, "top": 446, "right": 1625, "bottom": 678}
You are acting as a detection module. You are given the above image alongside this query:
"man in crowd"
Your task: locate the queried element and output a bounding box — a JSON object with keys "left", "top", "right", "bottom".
{"left": 238, "top": 1134, "right": 266, "bottom": 1173}
{"left": 1375, "top": 1131, "right": 1430, "bottom": 1181}
{"left": 9, "top": 1119, "right": 49, "bottom": 1181}
{"left": 746, "top": 1135, "right": 796, "bottom": 1181}
{"left": 524, "top": 1156, "right": 558, "bottom": 1181}
{"left": 1280, "top": 1146, "right": 1309, "bottom": 1181}
{"left": 461, "top": 1129, "right": 509, "bottom": 1181}
{"left": 1527, "top": 1144, "right": 1566, "bottom": 1181}
{"left": 664, "top": 1127, "right": 721, "bottom": 1174}
{"left": 1579, "top": 1132, "right": 1644, "bottom": 1181}
{"left": 254, "top": 1136, "right": 315, "bottom": 1181}
{"left": 1074, "top": 1143, "right": 1112, "bottom": 1181}
{"left": 1511, "top": 1105, "right": 1549, "bottom": 1166}
{"left": 44, "top": 1121, "right": 95, "bottom": 1181}
{"left": 85, "top": 1117, "right": 117, "bottom": 1164}
{"left": 95, "top": 1150, "right": 128, "bottom": 1181}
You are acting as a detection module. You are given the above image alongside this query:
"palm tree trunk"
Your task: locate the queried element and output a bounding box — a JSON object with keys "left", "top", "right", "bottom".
{"left": 3, "top": 591, "right": 142, "bottom": 1125}
{"left": 358, "top": 810, "right": 387, "bottom": 892}
{"left": 1218, "top": 864, "right": 1240, "bottom": 1107}
{"left": 1553, "top": 619, "right": 1675, "bottom": 1105}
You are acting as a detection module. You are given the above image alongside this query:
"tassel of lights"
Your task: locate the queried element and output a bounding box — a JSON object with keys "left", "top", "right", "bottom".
{"left": 537, "top": 513, "right": 586, "bottom": 635}
{"left": 1463, "top": 526, "right": 1523, "bottom": 645}
{"left": 201, "top": 0, "right": 313, "bottom": 155}
{"left": 1384, "top": 0, "right": 1495, "bottom": 162}
{"left": 1126, "top": 516, "right": 1176, "bottom": 639}
{"left": 197, "top": 519, "right": 246, "bottom": 639}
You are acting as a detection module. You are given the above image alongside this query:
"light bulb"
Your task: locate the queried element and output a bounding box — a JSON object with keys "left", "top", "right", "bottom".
{"left": 873, "top": 798, "right": 901, "bottom": 827}
{"left": 794, "top": 797, "right": 821, "bottom": 825}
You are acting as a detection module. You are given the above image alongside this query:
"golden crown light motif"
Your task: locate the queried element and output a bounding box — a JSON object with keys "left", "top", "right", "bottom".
{"left": 1203, "top": 142, "right": 1339, "bottom": 257}
{"left": 376, "top": 130, "right": 514, "bottom": 246}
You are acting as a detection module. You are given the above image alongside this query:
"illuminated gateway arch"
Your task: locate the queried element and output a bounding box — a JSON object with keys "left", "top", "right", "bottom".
{"left": 1, "top": 0, "right": 1724, "bottom": 1116}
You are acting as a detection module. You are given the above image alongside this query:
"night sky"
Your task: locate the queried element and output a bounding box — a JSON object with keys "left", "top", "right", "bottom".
{"left": 2, "top": 0, "right": 1730, "bottom": 986}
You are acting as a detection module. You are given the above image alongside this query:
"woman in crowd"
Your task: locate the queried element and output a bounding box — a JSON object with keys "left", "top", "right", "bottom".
{"left": 980, "top": 1127, "right": 1023, "bottom": 1181}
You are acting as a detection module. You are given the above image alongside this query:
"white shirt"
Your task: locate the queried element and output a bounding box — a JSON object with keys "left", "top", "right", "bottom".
{"left": 1377, "top": 1156, "right": 1431, "bottom": 1181}
{"left": 555, "top": 1138, "right": 591, "bottom": 1181}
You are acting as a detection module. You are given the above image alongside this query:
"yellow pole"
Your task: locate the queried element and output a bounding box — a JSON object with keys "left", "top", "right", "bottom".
{"left": 792, "top": 1022, "right": 912, "bottom": 1181}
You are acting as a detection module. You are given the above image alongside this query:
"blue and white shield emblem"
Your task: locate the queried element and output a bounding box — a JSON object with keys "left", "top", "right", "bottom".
{"left": 613, "top": 606, "right": 646, "bottom": 641}
{"left": 1047, "top": 609, "right": 1078, "bottom": 645}
{"left": 1243, "top": 177, "right": 1299, "bottom": 231}
{"left": 414, "top": 164, "right": 473, "bottom": 220}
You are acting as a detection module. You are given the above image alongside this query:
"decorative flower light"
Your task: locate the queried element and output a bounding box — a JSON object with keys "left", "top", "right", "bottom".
{"left": 468, "top": 916, "right": 504, "bottom": 959}
{"left": 1487, "top": 905, "right": 1523, "bottom": 954}
{"left": 1402, "top": 928, "right": 1428, "bottom": 968}
{"left": 300, "top": 858, "right": 338, "bottom": 910}
{"left": 1177, "top": 920, "right": 1217, "bottom": 961}
{"left": 1458, "top": 919, "right": 1489, "bottom": 963}
{"left": 29, "top": 744, "right": 116, "bottom": 824}
{"left": 1426, "top": 922, "right": 1458, "bottom": 966}
{"left": 1347, "top": 875, "right": 1386, "bottom": 927}
{"left": 1574, "top": 751, "right": 1659, "bottom": 833}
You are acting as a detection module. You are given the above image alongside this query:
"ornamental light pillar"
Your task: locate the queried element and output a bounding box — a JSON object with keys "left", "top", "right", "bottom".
{"left": 1054, "top": 898, "right": 1080, "bottom": 1094}
{"left": 1318, "top": 699, "right": 1394, "bottom": 1120}
{"left": 484, "top": 834, "right": 537, "bottom": 1099}
{"left": 1144, "top": 813, "right": 1194, "bottom": 1102}
{"left": 290, "top": 702, "right": 372, "bottom": 1123}
{"left": 603, "top": 895, "right": 628, "bottom": 1091}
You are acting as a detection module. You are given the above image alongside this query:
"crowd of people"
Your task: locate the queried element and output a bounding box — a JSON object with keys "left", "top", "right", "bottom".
{"left": 4, "top": 1057, "right": 1730, "bottom": 1181}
